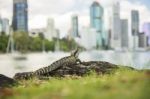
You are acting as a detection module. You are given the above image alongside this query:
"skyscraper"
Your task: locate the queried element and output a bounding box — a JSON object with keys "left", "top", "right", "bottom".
{"left": 142, "top": 22, "right": 150, "bottom": 46}
{"left": 0, "top": 16, "right": 2, "bottom": 34}
{"left": 80, "top": 27, "right": 97, "bottom": 50}
{"left": 46, "top": 18, "right": 58, "bottom": 41}
{"left": 12, "top": 0, "right": 28, "bottom": 32}
{"left": 121, "top": 19, "right": 128, "bottom": 49}
{"left": 131, "top": 10, "right": 139, "bottom": 50}
{"left": 71, "top": 15, "right": 79, "bottom": 38}
{"left": 111, "top": 1, "right": 121, "bottom": 49}
{"left": 138, "top": 33, "right": 147, "bottom": 48}
{"left": 131, "top": 10, "right": 139, "bottom": 36}
{"left": 90, "top": 1, "right": 104, "bottom": 48}
{"left": 2, "top": 18, "right": 10, "bottom": 35}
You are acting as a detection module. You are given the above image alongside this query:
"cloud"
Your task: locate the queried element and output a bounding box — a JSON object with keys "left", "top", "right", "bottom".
{"left": 29, "top": 0, "right": 75, "bottom": 15}
{"left": 0, "top": 0, "right": 12, "bottom": 19}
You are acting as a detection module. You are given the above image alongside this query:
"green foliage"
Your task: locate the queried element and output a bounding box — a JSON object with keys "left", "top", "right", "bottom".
{"left": 13, "top": 31, "right": 30, "bottom": 53}
{"left": 44, "top": 39, "right": 55, "bottom": 51}
{"left": 59, "top": 38, "right": 78, "bottom": 52}
{"left": 29, "top": 37, "right": 55, "bottom": 52}
{"left": 0, "top": 33, "right": 9, "bottom": 53}
{"left": 12, "top": 32, "right": 55, "bottom": 53}
{"left": 28, "top": 37, "right": 42, "bottom": 51}
{"left": 0, "top": 32, "right": 79, "bottom": 53}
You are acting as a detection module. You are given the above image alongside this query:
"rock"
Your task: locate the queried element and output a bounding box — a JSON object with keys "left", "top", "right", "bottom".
{"left": 48, "top": 61, "right": 119, "bottom": 76}
{"left": 13, "top": 61, "right": 134, "bottom": 80}
{"left": 0, "top": 74, "right": 17, "bottom": 88}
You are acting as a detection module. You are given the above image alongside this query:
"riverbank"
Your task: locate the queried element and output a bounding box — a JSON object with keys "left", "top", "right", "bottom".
{"left": 0, "top": 68, "right": 150, "bottom": 99}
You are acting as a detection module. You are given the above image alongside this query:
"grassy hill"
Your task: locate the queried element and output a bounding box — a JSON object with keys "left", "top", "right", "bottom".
{"left": 1, "top": 68, "right": 150, "bottom": 99}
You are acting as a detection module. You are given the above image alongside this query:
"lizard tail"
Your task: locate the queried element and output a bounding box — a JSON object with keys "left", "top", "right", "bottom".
{"left": 13, "top": 72, "right": 34, "bottom": 80}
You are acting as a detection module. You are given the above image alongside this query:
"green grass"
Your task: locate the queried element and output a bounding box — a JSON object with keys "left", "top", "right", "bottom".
{"left": 2, "top": 68, "right": 150, "bottom": 99}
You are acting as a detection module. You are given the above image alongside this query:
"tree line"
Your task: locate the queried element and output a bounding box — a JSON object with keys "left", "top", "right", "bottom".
{"left": 0, "top": 31, "right": 78, "bottom": 53}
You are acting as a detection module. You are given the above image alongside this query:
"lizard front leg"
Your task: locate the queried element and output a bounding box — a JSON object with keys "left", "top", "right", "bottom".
{"left": 76, "top": 58, "right": 82, "bottom": 64}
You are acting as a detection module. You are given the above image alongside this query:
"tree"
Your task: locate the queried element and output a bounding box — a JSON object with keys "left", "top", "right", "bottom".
{"left": 59, "top": 38, "right": 79, "bottom": 51}
{"left": 44, "top": 39, "right": 54, "bottom": 51}
{"left": 13, "top": 31, "right": 30, "bottom": 53}
{"left": 28, "top": 36, "right": 55, "bottom": 52}
{"left": 29, "top": 37, "right": 42, "bottom": 51}
{"left": 0, "top": 33, "right": 9, "bottom": 53}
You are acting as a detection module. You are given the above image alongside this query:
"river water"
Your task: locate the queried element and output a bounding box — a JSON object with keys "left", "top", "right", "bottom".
{"left": 0, "top": 51, "right": 150, "bottom": 78}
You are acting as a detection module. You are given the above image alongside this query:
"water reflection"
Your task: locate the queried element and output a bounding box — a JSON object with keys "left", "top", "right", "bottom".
{"left": 0, "top": 51, "right": 150, "bottom": 77}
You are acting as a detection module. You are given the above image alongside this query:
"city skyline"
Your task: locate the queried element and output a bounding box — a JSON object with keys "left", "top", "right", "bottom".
{"left": 0, "top": 0, "right": 150, "bottom": 37}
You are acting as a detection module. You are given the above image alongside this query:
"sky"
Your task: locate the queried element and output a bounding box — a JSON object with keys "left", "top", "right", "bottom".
{"left": 0, "top": 0, "right": 150, "bottom": 37}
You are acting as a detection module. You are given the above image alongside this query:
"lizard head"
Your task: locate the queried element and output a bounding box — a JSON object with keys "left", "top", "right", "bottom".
{"left": 71, "top": 48, "right": 79, "bottom": 58}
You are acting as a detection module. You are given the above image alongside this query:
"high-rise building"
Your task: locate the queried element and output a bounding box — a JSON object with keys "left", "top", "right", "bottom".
{"left": 46, "top": 18, "right": 55, "bottom": 41}
{"left": 12, "top": 0, "right": 28, "bottom": 32}
{"left": 138, "top": 33, "right": 147, "bottom": 48}
{"left": 142, "top": 22, "right": 150, "bottom": 46}
{"left": 111, "top": 1, "right": 121, "bottom": 49}
{"left": 107, "top": 29, "right": 111, "bottom": 49}
{"left": 0, "top": 17, "right": 2, "bottom": 34}
{"left": 71, "top": 15, "right": 79, "bottom": 38}
{"left": 131, "top": 10, "right": 139, "bottom": 36}
{"left": 80, "top": 27, "right": 97, "bottom": 50}
{"left": 55, "top": 29, "right": 60, "bottom": 39}
{"left": 90, "top": 1, "right": 104, "bottom": 48}
{"left": 131, "top": 10, "right": 139, "bottom": 50}
{"left": 2, "top": 18, "right": 10, "bottom": 35}
{"left": 54, "top": 29, "right": 60, "bottom": 51}
{"left": 46, "top": 18, "right": 59, "bottom": 41}
{"left": 146, "top": 36, "right": 149, "bottom": 47}
{"left": 121, "top": 19, "right": 128, "bottom": 49}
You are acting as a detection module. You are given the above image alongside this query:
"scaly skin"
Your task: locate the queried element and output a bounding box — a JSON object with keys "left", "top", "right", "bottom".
{"left": 13, "top": 72, "right": 34, "bottom": 80}
{"left": 34, "top": 48, "right": 81, "bottom": 76}
{"left": 13, "top": 49, "right": 81, "bottom": 80}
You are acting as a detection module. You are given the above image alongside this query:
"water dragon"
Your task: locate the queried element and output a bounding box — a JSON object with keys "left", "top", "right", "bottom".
{"left": 13, "top": 48, "right": 82, "bottom": 80}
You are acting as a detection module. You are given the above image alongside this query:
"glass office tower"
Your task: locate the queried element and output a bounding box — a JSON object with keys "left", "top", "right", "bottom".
{"left": 12, "top": 0, "right": 28, "bottom": 32}
{"left": 90, "top": 1, "right": 104, "bottom": 48}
